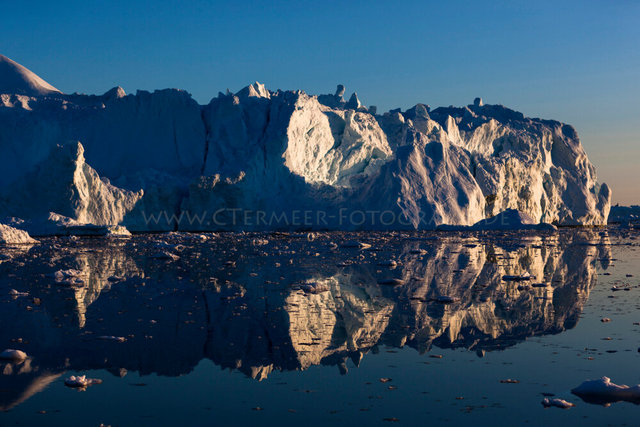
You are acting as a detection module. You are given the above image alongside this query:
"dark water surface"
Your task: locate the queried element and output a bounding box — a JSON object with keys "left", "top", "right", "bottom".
{"left": 1, "top": 229, "right": 639, "bottom": 426}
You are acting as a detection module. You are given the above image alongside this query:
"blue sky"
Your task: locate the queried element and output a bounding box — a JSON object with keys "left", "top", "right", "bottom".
{"left": 3, "top": 0, "right": 639, "bottom": 203}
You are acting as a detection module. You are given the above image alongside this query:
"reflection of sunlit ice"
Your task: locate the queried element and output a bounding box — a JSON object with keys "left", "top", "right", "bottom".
{"left": 0, "top": 358, "right": 62, "bottom": 412}
{"left": 0, "top": 230, "right": 615, "bottom": 410}
{"left": 285, "top": 270, "right": 394, "bottom": 370}
{"left": 381, "top": 231, "right": 604, "bottom": 352}
{"left": 58, "top": 248, "right": 142, "bottom": 328}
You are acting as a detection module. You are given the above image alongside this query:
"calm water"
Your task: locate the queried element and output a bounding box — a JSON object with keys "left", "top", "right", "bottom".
{"left": 1, "top": 229, "right": 639, "bottom": 426}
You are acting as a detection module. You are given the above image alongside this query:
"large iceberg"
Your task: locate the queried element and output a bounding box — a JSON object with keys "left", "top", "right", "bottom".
{"left": 0, "top": 54, "right": 611, "bottom": 232}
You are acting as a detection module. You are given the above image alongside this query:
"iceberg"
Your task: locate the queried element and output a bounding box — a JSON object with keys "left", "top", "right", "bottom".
{"left": 608, "top": 205, "right": 640, "bottom": 225}
{"left": 0, "top": 55, "right": 611, "bottom": 233}
{"left": 437, "top": 209, "right": 558, "bottom": 231}
{"left": 0, "top": 224, "right": 38, "bottom": 245}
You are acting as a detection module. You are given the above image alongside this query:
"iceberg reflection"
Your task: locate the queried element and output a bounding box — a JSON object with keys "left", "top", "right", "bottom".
{"left": 0, "top": 230, "right": 610, "bottom": 409}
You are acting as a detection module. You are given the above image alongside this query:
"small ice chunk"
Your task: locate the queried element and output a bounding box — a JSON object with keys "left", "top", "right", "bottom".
{"left": 433, "top": 295, "right": 457, "bottom": 304}
{"left": 298, "top": 282, "right": 329, "bottom": 294}
{"left": 64, "top": 375, "right": 102, "bottom": 388}
{"left": 541, "top": 398, "right": 574, "bottom": 408}
{"left": 106, "top": 225, "right": 132, "bottom": 237}
{"left": 97, "top": 336, "right": 126, "bottom": 343}
{"left": 149, "top": 250, "right": 180, "bottom": 261}
{"left": 377, "top": 260, "right": 398, "bottom": 268}
{"left": 378, "top": 278, "right": 404, "bottom": 286}
{"left": 50, "top": 269, "right": 85, "bottom": 286}
{"left": 0, "top": 349, "right": 28, "bottom": 360}
{"left": 502, "top": 272, "right": 534, "bottom": 282}
{"left": 340, "top": 241, "right": 371, "bottom": 250}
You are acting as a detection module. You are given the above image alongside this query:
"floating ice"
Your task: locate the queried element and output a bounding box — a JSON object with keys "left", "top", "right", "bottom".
{"left": 0, "top": 223, "right": 38, "bottom": 245}
{"left": 378, "top": 278, "right": 404, "bottom": 286}
{"left": 571, "top": 376, "right": 640, "bottom": 405}
{"left": 97, "top": 336, "right": 126, "bottom": 343}
{"left": 433, "top": 295, "right": 458, "bottom": 303}
{"left": 541, "top": 398, "right": 575, "bottom": 409}
{"left": 50, "top": 269, "right": 85, "bottom": 286}
{"left": 9, "top": 289, "right": 29, "bottom": 297}
{"left": 149, "top": 251, "right": 180, "bottom": 261}
{"left": 0, "top": 349, "right": 28, "bottom": 361}
{"left": 64, "top": 375, "right": 102, "bottom": 388}
{"left": 298, "top": 282, "right": 330, "bottom": 294}
{"left": 502, "top": 272, "right": 534, "bottom": 282}
{"left": 377, "top": 260, "right": 398, "bottom": 268}
{"left": 340, "top": 241, "right": 372, "bottom": 250}
{"left": 438, "top": 209, "right": 558, "bottom": 231}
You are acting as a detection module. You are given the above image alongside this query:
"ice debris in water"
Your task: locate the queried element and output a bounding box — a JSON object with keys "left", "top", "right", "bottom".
{"left": 541, "top": 398, "right": 575, "bottom": 409}
{"left": 502, "top": 272, "right": 534, "bottom": 282}
{"left": 377, "top": 260, "right": 398, "bottom": 268}
{"left": 98, "top": 336, "right": 126, "bottom": 343}
{"left": 571, "top": 376, "right": 640, "bottom": 405}
{"left": 433, "top": 295, "right": 458, "bottom": 304}
{"left": 64, "top": 375, "right": 102, "bottom": 388}
{"left": 378, "top": 278, "right": 405, "bottom": 286}
{"left": 340, "top": 241, "right": 372, "bottom": 250}
{"left": 149, "top": 250, "right": 180, "bottom": 261}
{"left": 50, "top": 269, "right": 85, "bottom": 286}
{"left": 0, "top": 349, "right": 28, "bottom": 360}
{"left": 297, "top": 282, "right": 329, "bottom": 294}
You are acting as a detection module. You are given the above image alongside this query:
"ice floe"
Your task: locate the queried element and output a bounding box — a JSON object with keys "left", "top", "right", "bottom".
{"left": 571, "top": 376, "right": 640, "bottom": 405}
{"left": 0, "top": 349, "right": 28, "bottom": 361}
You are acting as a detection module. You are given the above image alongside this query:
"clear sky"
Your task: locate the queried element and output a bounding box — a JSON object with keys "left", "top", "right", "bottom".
{"left": 2, "top": 0, "right": 639, "bottom": 204}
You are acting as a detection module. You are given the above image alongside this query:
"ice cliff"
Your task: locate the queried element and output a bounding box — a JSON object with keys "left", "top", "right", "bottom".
{"left": 0, "top": 54, "right": 611, "bottom": 232}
